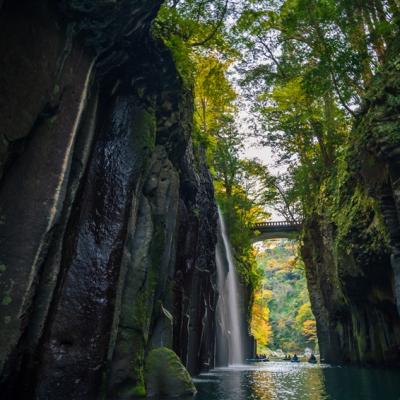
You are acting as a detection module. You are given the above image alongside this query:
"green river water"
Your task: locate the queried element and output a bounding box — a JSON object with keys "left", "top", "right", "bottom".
{"left": 193, "top": 362, "right": 400, "bottom": 400}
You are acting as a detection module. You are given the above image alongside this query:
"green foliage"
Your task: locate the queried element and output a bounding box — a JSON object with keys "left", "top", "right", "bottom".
{"left": 255, "top": 240, "right": 317, "bottom": 352}
{"left": 153, "top": 1, "right": 282, "bottom": 321}
{"left": 295, "top": 303, "right": 317, "bottom": 345}
{"left": 309, "top": 142, "right": 391, "bottom": 260}
{"left": 232, "top": 0, "right": 399, "bottom": 221}
{"left": 214, "top": 134, "right": 277, "bottom": 293}
{"left": 153, "top": 0, "right": 236, "bottom": 86}
{"left": 145, "top": 348, "right": 196, "bottom": 398}
{"left": 129, "top": 384, "right": 146, "bottom": 398}
{"left": 193, "top": 56, "right": 237, "bottom": 152}
{"left": 251, "top": 288, "right": 273, "bottom": 349}
{"left": 153, "top": 0, "right": 398, "bottom": 351}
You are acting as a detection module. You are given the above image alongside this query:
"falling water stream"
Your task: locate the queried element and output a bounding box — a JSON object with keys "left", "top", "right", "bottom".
{"left": 216, "top": 207, "right": 245, "bottom": 365}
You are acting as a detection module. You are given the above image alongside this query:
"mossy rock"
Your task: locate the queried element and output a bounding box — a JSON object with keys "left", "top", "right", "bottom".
{"left": 145, "top": 347, "right": 196, "bottom": 398}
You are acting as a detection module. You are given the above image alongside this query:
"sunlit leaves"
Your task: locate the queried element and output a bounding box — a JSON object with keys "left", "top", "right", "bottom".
{"left": 194, "top": 54, "right": 237, "bottom": 140}
{"left": 296, "top": 303, "right": 318, "bottom": 345}
{"left": 155, "top": 0, "right": 233, "bottom": 52}
{"left": 251, "top": 289, "right": 273, "bottom": 348}
{"left": 302, "top": 320, "right": 318, "bottom": 343}
{"left": 255, "top": 242, "right": 317, "bottom": 351}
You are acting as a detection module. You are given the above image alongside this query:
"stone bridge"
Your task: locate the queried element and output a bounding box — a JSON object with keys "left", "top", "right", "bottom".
{"left": 251, "top": 220, "right": 302, "bottom": 242}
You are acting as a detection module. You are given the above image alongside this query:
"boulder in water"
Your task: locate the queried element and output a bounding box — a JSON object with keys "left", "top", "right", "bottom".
{"left": 145, "top": 347, "right": 197, "bottom": 398}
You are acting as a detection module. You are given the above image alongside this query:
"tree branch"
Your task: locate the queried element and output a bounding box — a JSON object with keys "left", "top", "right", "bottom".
{"left": 189, "top": 0, "right": 229, "bottom": 47}
{"left": 329, "top": 71, "right": 356, "bottom": 117}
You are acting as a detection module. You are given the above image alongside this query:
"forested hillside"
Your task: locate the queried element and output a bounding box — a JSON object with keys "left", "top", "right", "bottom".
{"left": 252, "top": 240, "right": 317, "bottom": 354}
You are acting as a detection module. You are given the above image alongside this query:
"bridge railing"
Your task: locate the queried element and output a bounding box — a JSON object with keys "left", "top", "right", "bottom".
{"left": 252, "top": 221, "right": 302, "bottom": 230}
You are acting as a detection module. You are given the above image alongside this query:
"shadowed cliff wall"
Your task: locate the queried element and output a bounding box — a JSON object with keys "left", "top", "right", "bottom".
{"left": 301, "top": 38, "right": 400, "bottom": 366}
{"left": 0, "top": 1, "right": 217, "bottom": 398}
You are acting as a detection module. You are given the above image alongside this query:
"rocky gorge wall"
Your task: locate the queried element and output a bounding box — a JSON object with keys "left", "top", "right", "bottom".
{"left": 301, "top": 38, "right": 400, "bottom": 366}
{"left": 0, "top": 1, "right": 218, "bottom": 398}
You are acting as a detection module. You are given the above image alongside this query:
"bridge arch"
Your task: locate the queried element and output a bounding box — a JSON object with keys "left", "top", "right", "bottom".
{"left": 251, "top": 221, "right": 302, "bottom": 242}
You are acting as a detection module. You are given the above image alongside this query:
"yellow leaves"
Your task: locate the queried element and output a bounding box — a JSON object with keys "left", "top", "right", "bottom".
{"left": 295, "top": 302, "right": 317, "bottom": 344}
{"left": 251, "top": 288, "right": 273, "bottom": 347}
{"left": 245, "top": 204, "right": 270, "bottom": 225}
{"left": 254, "top": 289, "right": 273, "bottom": 302}
{"left": 268, "top": 259, "right": 278, "bottom": 269}
{"left": 251, "top": 241, "right": 318, "bottom": 350}
{"left": 302, "top": 319, "right": 317, "bottom": 341}
{"left": 295, "top": 302, "right": 313, "bottom": 325}
{"left": 251, "top": 303, "right": 272, "bottom": 347}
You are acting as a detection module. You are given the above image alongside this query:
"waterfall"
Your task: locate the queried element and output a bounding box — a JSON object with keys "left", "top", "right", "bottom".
{"left": 216, "top": 207, "right": 245, "bottom": 365}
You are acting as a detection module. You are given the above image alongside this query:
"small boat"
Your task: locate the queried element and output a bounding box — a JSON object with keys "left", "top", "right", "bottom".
{"left": 290, "top": 359, "right": 300, "bottom": 363}
{"left": 308, "top": 355, "right": 318, "bottom": 364}
{"left": 246, "top": 358, "right": 269, "bottom": 363}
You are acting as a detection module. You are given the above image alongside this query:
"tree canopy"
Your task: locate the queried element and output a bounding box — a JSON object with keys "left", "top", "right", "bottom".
{"left": 155, "top": 0, "right": 400, "bottom": 352}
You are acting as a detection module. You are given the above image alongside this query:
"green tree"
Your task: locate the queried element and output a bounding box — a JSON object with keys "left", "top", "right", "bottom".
{"left": 232, "top": 0, "right": 399, "bottom": 217}
{"left": 155, "top": 0, "right": 279, "bottom": 319}
{"left": 296, "top": 303, "right": 318, "bottom": 347}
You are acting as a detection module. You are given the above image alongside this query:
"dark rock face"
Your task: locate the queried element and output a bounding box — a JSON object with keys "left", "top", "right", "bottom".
{"left": 301, "top": 39, "right": 400, "bottom": 366}
{"left": 173, "top": 153, "right": 218, "bottom": 374}
{"left": 34, "top": 95, "right": 155, "bottom": 399}
{"left": 0, "top": 0, "right": 217, "bottom": 398}
{"left": 302, "top": 215, "right": 400, "bottom": 365}
{"left": 355, "top": 42, "right": 400, "bottom": 316}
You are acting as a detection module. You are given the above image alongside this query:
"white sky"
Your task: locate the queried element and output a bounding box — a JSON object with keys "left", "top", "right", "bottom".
{"left": 243, "top": 142, "right": 284, "bottom": 221}
{"left": 237, "top": 109, "right": 287, "bottom": 221}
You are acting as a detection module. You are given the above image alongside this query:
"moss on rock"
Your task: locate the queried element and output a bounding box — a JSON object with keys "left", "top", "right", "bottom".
{"left": 145, "top": 347, "right": 196, "bottom": 398}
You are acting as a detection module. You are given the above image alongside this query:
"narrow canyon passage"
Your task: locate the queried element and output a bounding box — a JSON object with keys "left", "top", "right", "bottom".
{"left": 196, "top": 229, "right": 400, "bottom": 400}
{"left": 250, "top": 238, "right": 318, "bottom": 360}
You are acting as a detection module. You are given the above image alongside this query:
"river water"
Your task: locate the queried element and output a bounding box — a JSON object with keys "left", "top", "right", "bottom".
{"left": 193, "top": 362, "right": 400, "bottom": 400}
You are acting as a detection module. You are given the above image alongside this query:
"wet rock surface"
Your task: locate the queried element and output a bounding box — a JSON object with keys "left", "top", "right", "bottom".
{"left": 302, "top": 39, "right": 400, "bottom": 366}
{"left": 34, "top": 95, "right": 155, "bottom": 399}
{"left": 302, "top": 215, "right": 400, "bottom": 366}
{"left": 0, "top": 0, "right": 217, "bottom": 398}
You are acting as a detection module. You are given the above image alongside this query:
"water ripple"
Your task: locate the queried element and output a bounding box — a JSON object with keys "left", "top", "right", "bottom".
{"left": 194, "top": 362, "right": 400, "bottom": 400}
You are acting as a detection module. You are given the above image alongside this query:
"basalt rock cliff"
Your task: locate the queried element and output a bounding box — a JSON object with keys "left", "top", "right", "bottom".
{"left": 0, "top": 1, "right": 217, "bottom": 398}
{"left": 301, "top": 39, "right": 400, "bottom": 366}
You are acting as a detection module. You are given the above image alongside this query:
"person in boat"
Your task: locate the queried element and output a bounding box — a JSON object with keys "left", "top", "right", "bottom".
{"left": 308, "top": 353, "right": 317, "bottom": 363}
{"left": 291, "top": 354, "right": 299, "bottom": 362}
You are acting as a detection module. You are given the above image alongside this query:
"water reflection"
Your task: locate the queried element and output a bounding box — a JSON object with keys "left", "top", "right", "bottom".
{"left": 249, "top": 363, "right": 327, "bottom": 400}
{"left": 194, "top": 362, "right": 400, "bottom": 400}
